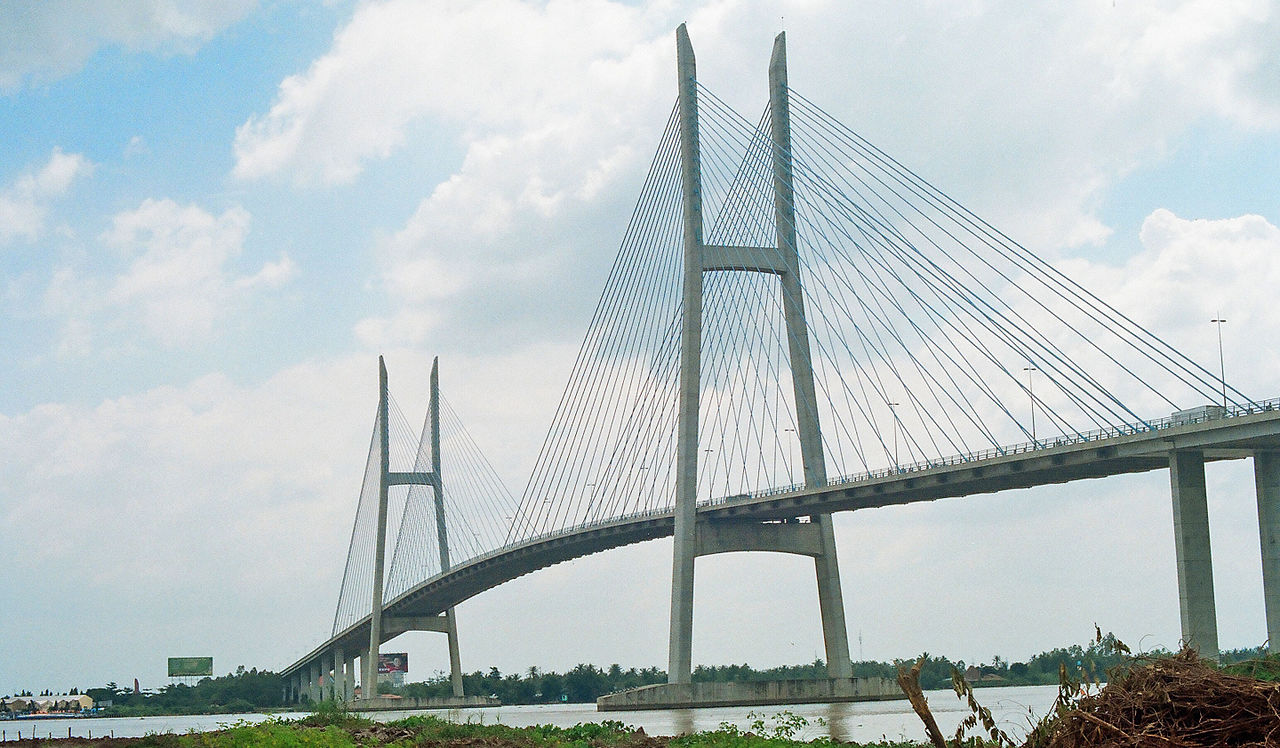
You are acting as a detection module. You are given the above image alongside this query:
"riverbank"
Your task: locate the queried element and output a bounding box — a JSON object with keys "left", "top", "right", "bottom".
{"left": 0, "top": 711, "right": 929, "bottom": 747}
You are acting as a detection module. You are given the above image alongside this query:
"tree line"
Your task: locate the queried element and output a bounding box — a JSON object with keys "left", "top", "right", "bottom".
{"left": 81, "top": 666, "right": 285, "bottom": 716}
{"left": 17, "top": 637, "right": 1269, "bottom": 715}
{"left": 390, "top": 632, "right": 1167, "bottom": 702}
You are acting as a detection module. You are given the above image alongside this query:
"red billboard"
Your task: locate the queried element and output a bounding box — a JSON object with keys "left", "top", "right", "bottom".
{"left": 378, "top": 653, "right": 408, "bottom": 674}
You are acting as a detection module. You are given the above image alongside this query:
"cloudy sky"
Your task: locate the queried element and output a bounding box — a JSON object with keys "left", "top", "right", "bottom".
{"left": 3, "top": 0, "right": 1280, "bottom": 696}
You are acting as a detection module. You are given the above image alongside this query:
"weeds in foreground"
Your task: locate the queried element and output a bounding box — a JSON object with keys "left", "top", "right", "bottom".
{"left": 1219, "top": 649, "right": 1280, "bottom": 682}
{"left": 902, "top": 625, "right": 1280, "bottom": 748}
{"left": 674, "top": 712, "right": 918, "bottom": 748}
{"left": 898, "top": 625, "right": 1133, "bottom": 748}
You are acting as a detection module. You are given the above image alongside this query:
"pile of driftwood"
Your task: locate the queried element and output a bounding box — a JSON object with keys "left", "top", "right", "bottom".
{"left": 899, "top": 648, "right": 1280, "bottom": 748}
{"left": 1030, "top": 648, "right": 1280, "bottom": 747}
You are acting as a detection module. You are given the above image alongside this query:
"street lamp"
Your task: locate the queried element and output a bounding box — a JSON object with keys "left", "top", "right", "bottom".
{"left": 1022, "top": 365, "right": 1037, "bottom": 443}
{"left": 1211, "top": 316, "right": 1227, "bottom": 409}
{"left": 887, "top": 402, "right": 900, "bottom": 469}
{"left": 703, "top": 448, "right": 714, "bottom": 500}
{"left": 783, "top": 428, "right": 797, "bottom": 482}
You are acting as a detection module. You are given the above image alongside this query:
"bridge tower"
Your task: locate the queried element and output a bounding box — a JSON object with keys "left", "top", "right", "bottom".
{"left": 668, "top": 25, "right": 852, "bottom": 684}
{"left": 365, "top": 356, "right": 465, "bottom": 697}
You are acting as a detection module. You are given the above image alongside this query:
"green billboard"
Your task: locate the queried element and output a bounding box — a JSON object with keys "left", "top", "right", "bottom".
{"left": 168, "top": 657, "right": 214, "bottom": 677}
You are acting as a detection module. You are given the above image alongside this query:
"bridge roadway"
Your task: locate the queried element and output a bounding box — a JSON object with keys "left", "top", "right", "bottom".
{"left": 282, "top": 403, "right": 1280, "bottom": 679}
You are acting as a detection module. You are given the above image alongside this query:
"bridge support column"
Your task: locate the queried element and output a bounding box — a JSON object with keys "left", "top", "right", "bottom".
{"left": 1170, "top": 451, "right": 1219, "bottom": 658}
{"left": 812, "top": 515, "right": 851, "bottom": 676}
{"left": 345, "top": 656, "right": 356, "bottom": 701}
{"left": 333, "top": 647, "right": 346, "bottom": 703}
{"left": 1256, "top": 452, "right": 1280, "bottom": 653}
{"left": 309, "top": 661, "right": 321, "bottom": 703}
{"left": 444, "top": 609, "right": 464, "bottom": 697}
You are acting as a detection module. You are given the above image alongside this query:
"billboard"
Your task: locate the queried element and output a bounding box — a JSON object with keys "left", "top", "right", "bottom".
{"left": 377, "top": 653, "right": 408, "bottom": 674}
{"left": 167, "top": 657, "right": 214, "bottom": 677}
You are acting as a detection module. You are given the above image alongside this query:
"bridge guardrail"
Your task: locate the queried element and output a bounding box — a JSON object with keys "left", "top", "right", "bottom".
{"left": 705, "top": 397, "right": 1280, "bottom": 507}
{"left": 413, "top": 398, "right": 1280, "bottom": 590}
{"left": 491, "top": 399, "right": 1280, "bottom": 565}
{"left": 293, "top": 397, "right": 1279, "bottom": 672}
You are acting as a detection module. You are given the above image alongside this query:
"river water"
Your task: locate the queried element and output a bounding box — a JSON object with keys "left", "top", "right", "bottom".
{"left": 0, "top": 684, "right": 1064, "bottom": 744}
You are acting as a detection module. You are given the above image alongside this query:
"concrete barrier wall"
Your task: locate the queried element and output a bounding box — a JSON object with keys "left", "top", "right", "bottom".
{"left": 597, "top": 677, "right": 901, "bottom": 711}
{"left": 352, "top": 695, "right": 499, "bottom": 712}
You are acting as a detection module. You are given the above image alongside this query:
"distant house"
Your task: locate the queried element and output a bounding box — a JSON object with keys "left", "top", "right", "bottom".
{"left": 962, "top": 666, "right": 1006, "bottom": 684}
{"left": 12, "top": 694, "right": 94, "bottom": 713}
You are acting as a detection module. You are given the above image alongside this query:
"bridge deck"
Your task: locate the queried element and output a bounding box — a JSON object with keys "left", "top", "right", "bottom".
{"left": 282, "top": 405, "right": 1280, "bottom": 677}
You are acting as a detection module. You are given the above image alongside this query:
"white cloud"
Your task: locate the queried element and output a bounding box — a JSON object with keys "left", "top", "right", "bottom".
{"left": 1101, "top": 0, "right": 1280, "bottom": 129}
{"left": 232, "top": 0, "right": 667, "bottom": 185}
{"left": 6, "top": 0, "right": 1280, "bottom": 694}
{"left": 1062, "top": 209, "right": 1280, "bottom": 398}
{"left": 0, "top": 356, "right": 374, "bottom": 683}
{"left": 124, "top": 135, "right": 149, "bottom": 158}
{"left": 44, "top": 198, "right": 296, "bottom": 350}
{"left": 0, "top": 341, "right": 581, "bottom": 689}
{"left": 0, "top": 148, "right": 93, "bottom": 244}
{"left": 235, "top": 254, "right": 298, "bottom": 290}
{"left": 0, "top": 0, "right": 256, "bottom": 91}
{"left": 2, "top": 210, "right": 1275, "bottom": 692}
{"left": 780, "top": 0, "right": 1280, "bottom": 253}
{"left": 233, "top": 0, "right": 1280, "bottom": 353}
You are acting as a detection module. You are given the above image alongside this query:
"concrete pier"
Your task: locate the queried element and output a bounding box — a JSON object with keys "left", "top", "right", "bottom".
{"left": 333, "top": 647, "right": 346, "bottom": 702}
{"left": 597, "top": 677, "right": 899, "bottom": 711}
{"left": 352, "top": 695, "right": 499, "bottom": 712}
{"left": 1256, "top": 451, "right": 1280, "bottom": 653}
{"left": 1169, "top": 451, "right": 1218, "bottom": 657}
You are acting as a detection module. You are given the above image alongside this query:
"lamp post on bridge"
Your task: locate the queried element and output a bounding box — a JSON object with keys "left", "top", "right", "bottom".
{"left": 1023, "top": 365, "right": 1037, "bottom": 443}
{"left": 1212, "top": 316, "right": 1227, "bottom": 409}
{"left": 783, "top": 427, "right": 796, "bottom": 483}
{"left": 887, "top": 402, "right": 900, "bottom": 470}
{"left": 703, "top": 448, "right": 714, "bottom": 500}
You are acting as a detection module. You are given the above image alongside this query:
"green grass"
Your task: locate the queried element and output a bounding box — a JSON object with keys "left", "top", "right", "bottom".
{"left": 83, "top": 712, "right": 931, "bottom": 748}
{"left": 1219, "top": 651, "right": 1280, "bottom": 682}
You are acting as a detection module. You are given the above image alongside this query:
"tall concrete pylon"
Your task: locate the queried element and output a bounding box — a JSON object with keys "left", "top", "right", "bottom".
{"left": 668, "top": 25, "right": 853, "bottom": 685}
{"left": 364, "top": 357, "right": 465, "bottom": 698}
{"left": 365, "top": 356, "right": 392, "bottom": 694}
{"left": 429, "top": 357, "right": 466, "bottom": 698}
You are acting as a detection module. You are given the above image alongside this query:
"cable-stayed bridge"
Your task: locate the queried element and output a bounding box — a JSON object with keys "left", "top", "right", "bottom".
{"left": 279, "top": 26, "right": 1280, "bottom": 704}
